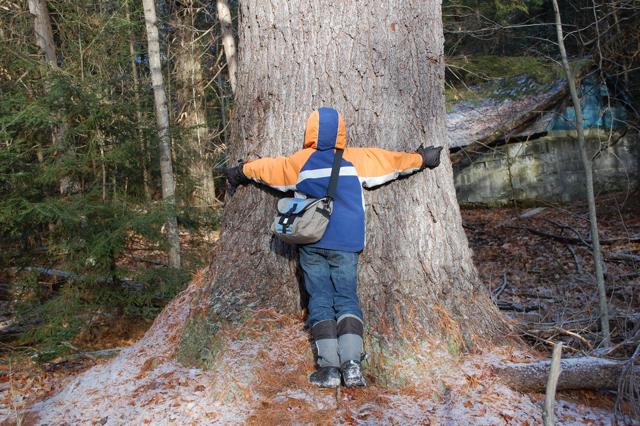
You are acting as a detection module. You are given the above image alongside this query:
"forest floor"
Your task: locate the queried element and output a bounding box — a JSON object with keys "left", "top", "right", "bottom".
{"left": 1, "top": 193, "right": 639, "bottom": 425}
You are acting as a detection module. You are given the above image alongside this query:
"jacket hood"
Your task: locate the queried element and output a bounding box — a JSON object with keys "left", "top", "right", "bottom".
{"left": 303, "top": 107, "right": 347, "bottom": 151}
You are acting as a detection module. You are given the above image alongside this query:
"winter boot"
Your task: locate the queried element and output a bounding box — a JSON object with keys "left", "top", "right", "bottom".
{"left": 336, "top": 315, "right": 366, "bottom": 387}
{"left": 341, "top": 360, "right": 366, "bottom": 387}
{"left": 309, "top": 366, "right": 341, "bottom": 388}
{"left": 309, "top": 320, "right": 340, "bottom": 388}
{"left": 337, "top": 315, "right": 364, "bottom": 363}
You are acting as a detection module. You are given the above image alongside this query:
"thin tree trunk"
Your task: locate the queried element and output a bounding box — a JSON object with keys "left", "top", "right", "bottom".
{"left": 99, "top": 138, "right": 107, "bottom": 202}
{"left": 173, "top": 1, "right": 216, "bottom": 208}
{"left": 552, "top": 0, "right": 610, "bottom": 347}
{"left": 27, "top": 0, "right": 54, "bottom": 166}
{"left": 127, "top": 2, "right": 152, "bottom": 201}
{"left": 543, "top": 343, "right": 562, "bottom": 426}
{"left": 27, "top": 0, "right": 56, "bottom": 67}
{"left": 217, "top": 73, "right": 228, "bottom": 147}
{"left": 216, "top": 0, "right": 236, "bottom": 94}
{"left": 28, "top": 0, "right": 74, "bottom": 195}
{"left": 188, "top": 0, "right": 502, "bottom": 373}
{"left": 142, "top": 0, "right": 181, "bottom": 268}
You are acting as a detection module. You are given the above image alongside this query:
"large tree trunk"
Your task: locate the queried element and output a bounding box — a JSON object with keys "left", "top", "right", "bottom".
{"left": 194, "top": 0, "right": 502, "bottom": 363}
{"left": 173, "top": 1, "right": 217, "bottom": 208}
{"left": 142, "top": 0, "right": 182, "bottom": 268}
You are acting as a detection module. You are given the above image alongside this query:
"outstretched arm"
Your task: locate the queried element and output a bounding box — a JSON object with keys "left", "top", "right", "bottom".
{"left": 345, "top": 146, "right": 442, "bottom": 189}
{"left": 240, "top": 148, "right": 313, "bottom": 192}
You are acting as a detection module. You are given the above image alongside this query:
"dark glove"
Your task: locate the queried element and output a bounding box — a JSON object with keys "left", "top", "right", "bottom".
{"left": 224, "top": 165, "right": 250, "bottom": 187}
{"left": 416, "top": 145, "right": 443, "bottom": 170}
{"left": 216, "top": 163, "right": 250, "bottom": 195}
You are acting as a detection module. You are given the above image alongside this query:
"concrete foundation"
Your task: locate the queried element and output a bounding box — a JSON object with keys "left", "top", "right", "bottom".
{"left": 454, "top": 130, "right": 640, "bottom": 206}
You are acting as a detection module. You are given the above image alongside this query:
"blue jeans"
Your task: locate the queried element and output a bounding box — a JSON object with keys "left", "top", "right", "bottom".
{"left": 299, "top": 246, "right": 363, "bottom": 327}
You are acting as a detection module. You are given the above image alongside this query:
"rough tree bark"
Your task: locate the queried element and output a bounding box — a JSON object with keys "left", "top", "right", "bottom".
{"left": 190, "top": 0, "right": 502, "bottom": 362}
{"left": 142, "top": 0, "right": 182, "bottom": 268}
{"left": 173, "top": 1, "right": 216, "bottom": 207}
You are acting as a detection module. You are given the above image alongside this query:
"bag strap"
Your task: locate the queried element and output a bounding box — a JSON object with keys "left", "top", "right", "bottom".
{"left": 326, "top": 149, "right": 344, "bottom": 201}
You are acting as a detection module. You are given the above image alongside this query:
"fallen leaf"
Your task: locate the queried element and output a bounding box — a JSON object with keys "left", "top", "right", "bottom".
{"left": 500, "top": 412, "right": 513, "bottom": 422}
{"left": 465, "top": 374, "right": 480, "bottom": 388}
{"left": 471, "top": 408, "right": 487, "bottom": 417}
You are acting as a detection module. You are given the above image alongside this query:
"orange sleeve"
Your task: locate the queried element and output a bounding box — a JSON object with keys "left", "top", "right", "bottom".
{"left": 242, "top": 148, "right": 313, "bottom": 192}
{"left": 343, "top": 147, "right": 423, "bottom": 188}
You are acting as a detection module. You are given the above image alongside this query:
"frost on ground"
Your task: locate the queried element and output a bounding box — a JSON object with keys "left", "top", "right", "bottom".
{"left": 2, "top": 273, "right": 619, "bottom": 426}
{"left": 4, "top": 202, "right": 637, "bottom": 425}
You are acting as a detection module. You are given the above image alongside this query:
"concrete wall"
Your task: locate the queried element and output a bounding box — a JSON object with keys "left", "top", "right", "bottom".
{"left": 454, "top": 130, "right": 640, "bottom": 206}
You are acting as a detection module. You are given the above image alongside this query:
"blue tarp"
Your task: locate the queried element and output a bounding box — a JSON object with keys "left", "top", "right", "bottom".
{"left": 548, "top": 75, "right": 628, "bottom": 130}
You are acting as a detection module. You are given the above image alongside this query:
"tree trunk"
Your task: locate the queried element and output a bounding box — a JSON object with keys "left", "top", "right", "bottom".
{"left": 142, "top": 0, "right": 181, "bottom": 268}
{"left": 127, "top": 1, "right": 152, "bottom": 201}
{"left": 173, "top": 1, "right": 216, "bottom": 208}
{"left": 28, "top": 0, "right": 75, "bottom": 195}
{"left": 552, "top": 0, "right": 610, "bottom": 346}
{"left": 27, "top": 0, "right": 56, "bottom": 165}
{"left": 194, "top": 0, "right": 502, "bottom": 363}
{"left": 27, "top": 0, "right": 56, "bottom": 67}
{"left": 216, "top": 0, "right": 236, "bottom": 94}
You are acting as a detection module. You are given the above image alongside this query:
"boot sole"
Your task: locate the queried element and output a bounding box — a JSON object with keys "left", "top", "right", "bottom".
{"left": 343, "top": 378, "right": 366, "bottom": 388}
{"left": 309, "top": 377, "right": 341, "bottom": 388}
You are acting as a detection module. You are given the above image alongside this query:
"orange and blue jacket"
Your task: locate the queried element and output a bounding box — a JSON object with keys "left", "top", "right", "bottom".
{"left": 243, "top": 107, "right": 423, "bottom": 252}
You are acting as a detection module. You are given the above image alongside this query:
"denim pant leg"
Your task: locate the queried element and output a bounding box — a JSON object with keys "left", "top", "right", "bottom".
{"left": 299, "top": 246, "right": 336, "bottom": 327}
{"left": 327, "top": 250, "right": 364, "bottom": 363}
{"left": 327, "top": 250, "right": 363, "bottom": 321}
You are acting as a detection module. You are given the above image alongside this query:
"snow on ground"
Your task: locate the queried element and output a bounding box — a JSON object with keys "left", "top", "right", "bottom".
{"left": 24, "top": 272, "right": 253, "bottom": 425}
{"left": 7, "top": 296, "right": 620, "bottom": 426}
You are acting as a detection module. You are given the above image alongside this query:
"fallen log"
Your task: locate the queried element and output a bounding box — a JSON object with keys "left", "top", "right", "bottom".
{"left": 509, "top": 226, "right": 640, "bottom": 248}
{"left": 44, "top": 348, "right": 124, "bottom": 371}
{"left": 450, "top": 78, "right": 571, "bottom": 167}
{"left": 495, "top": 356, "right": 640, "bottom": 392}
{"left": 606, "top": 252, "right": 640, "bottom": 263}
{"left": 23, "top": 267, "right": 144, "bottom": 291}
{"left": 496, "top": 299, "right": 547, "bottom": 313}
{"left": 518, "top": 313, "right": 640, "bottom": 335}
{"left": 519, "top": 207, "right": 547, "bottom": 219}
{"left": 606, "top": 271, "right": 640, "bottom": 281}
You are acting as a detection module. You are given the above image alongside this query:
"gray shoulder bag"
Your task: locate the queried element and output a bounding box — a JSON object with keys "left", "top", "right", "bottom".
{"left": 271, "top": 149, "right": 343, "bottom": 245}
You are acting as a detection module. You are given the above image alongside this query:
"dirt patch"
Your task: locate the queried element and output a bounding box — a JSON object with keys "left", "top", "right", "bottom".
{"left": 462, "top": 193, "right": 639, "bottom": 354}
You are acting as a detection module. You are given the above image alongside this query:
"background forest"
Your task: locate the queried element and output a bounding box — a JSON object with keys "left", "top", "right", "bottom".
{"left": 1, "top": 0, "right": 639, "bottom": 404}
{"left": 1, "top": 0, "right": 231, "bottom": 358}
